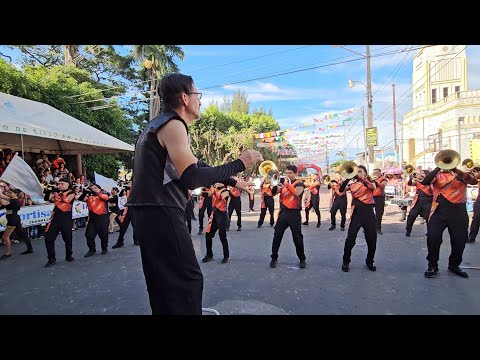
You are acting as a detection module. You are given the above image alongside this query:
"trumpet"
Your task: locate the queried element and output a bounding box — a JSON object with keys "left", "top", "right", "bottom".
{"left": 339, "top": 161, "right": 358, "bottom": 180}
{"left": 323, "top": 175, "right": 331, "bottom": 185}
{"left": 435, "top": 149, "right": 461, "bottom": 170}
{"left": 403, "top": 164, "right": 415, "bottom": 176}
{"left": 461, "top": 158, "right": 480, "bottom": 174}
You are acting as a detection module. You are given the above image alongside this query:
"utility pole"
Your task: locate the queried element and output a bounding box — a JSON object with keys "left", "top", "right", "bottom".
{"left": 362, "top": 106, "right": 368, "bottom": 171}
{"left": 366, "top": 45, "right": 374, "bottom": 165}
{"left": 392, "top": 84, "right": 397, "bottom": 165}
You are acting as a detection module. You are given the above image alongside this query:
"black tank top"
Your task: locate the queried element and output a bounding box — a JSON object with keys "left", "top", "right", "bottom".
{"left": 6, "top": 199, "right": 20, "bottom": 215}
{"left": 127, "top": 110, "right": 189, "bottom": 210}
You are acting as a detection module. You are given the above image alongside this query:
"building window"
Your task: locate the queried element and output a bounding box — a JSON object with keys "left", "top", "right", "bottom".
{"left": 443, "top": 87, "right": 448, "bottom": 98}
{"left": 432, "top": 89, "right": 437, "bottom": 104}
{"left": 455, "top": 86, "right": 460, "bottom": 93}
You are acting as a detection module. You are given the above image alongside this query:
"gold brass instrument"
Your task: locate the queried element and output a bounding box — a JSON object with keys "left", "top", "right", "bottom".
{"left": 403, "top": 164, "right": 415, "bottom": 176}
{"left": 259, "top": 160, "right": 283, "bottom": 186}
{"left": 462, "top": 158, "right": 474, "bottom": 171}
{"left": 323, "top": 175, "right": 331, "bottom": 185}
{"left": 339, "top": 161, "right": 358, "bottom": 180}
{"left": 434, "top": 149, "right": 461, "bottom": 170}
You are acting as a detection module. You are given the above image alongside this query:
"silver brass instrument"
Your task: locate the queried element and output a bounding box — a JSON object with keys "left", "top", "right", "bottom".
{"left": 434, "top": 149, "right": 461, "bottom": 170}
{"left": 338, "top": 161, "right": 358, "bottom": 180}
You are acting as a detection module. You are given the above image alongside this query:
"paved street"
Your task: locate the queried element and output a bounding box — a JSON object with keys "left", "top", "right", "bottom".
{"left": 1, "top": 188, "right": 480, "bottom": 315}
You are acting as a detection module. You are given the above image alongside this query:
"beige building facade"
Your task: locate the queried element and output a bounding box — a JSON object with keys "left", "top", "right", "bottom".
{"left": 402, "top": 45, "right": 480, "bottom": 169}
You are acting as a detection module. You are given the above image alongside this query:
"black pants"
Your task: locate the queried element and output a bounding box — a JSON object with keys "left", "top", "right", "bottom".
{"left": 86, "top": 212, "right": 109, "bottom": 252}
{"left": 406, "top": 196, "right": 432, "bottom": 233}
{"left": 271, "top": 209, "right": 305, "bottom": 261}
{"left": 305, "top": 195, "right": 320, "bottom": 224}
{"left": 373, "top": 196, "right": 385, "bottom": 230}
{"left": 228, "top": 196, "right": 242, "bottom": 228}
{"left": 258, "top": 198, "right": 275, "bottom": 226}
{"left": 185, "top": 199, "right": 194, "bottom": 234}
{"left": 426, "top": 197, "right": 468, "bottom": 267}
{"left": 205, "top": 210, "right": 229, "bottom": 258}
{"left": 343, "top": 203, "right": 377, "bottom": 265}
{"left": 249, "top": 197, "right": 254, "bottom": 211}
{"left": 130, "top": 206, "right": 203, "bottom": 315}
{"left": 44, "top": 210, "right": 72, "bottom": 261}
{"left": 6, "top": 214, "right": 32, "bottom": 251}
{"left": 468, "top": 203, "right": 480, "bottom": 241}
{"left": 198, "top": 202, "right": 212, "bottom": 231}
{"left": 117, "top": 209, "right": 136, "bottom": 244}
{"left": 330, "top": 198, "right": 347, "bottom": 228}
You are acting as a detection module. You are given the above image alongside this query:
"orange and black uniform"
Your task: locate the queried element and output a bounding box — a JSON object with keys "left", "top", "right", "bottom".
{"left": 116, "top": 188, "right": 137, "bottom": 246}
{"left": 198, "top": 189, "right": 213, "bottom": 232}
{"left": 468, "top": 179, "right": 480, "bottom": 242}
{"left": 330, "top": 183, "right": 347, "bottom": 229}
{"left": 258, "top": 182, "right": 275, "bottom": 227}
{"left": 422, "top": 168, "right": 476, "bottom": 268}
{"left": 372, "top": 176, "right": 387, "bottom": 232}
{"left": 270, "top": 180, "right": 306, "bottom": 261}
{"left": 6, "top": 198, "right": 33, "bottom": 253}
{"left": 185, "top": 192, "right": 195, "bottom": 234}
{"left": 405, "top": 178, "right": 433, "bottom": 235}
{"left": 45, "top": 190, "right": 74, "bottom": 262}
{"left": 227, "top": 186, "right": 242, "bottom": 230}
{"left": 305, "top": 181, "right": 321, "bottom": 226}
{"left": 340, "top": 177, "right": 377, "bottom": 266}
{"left": 205, "top": 187, "right": 230, "bottom": 259}
{"left": 248, "top": 185, "right": 255, "bottom": 211}
{"left": 85, "top": 191, "right": 110, "bottom": 253}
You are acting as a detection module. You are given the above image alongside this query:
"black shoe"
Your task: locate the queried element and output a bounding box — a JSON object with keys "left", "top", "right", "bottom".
{"left": 221, "top": 257, "right": 229, "bottom": 264}
{"left": 66, "top": 256, "right": 75, "bottom": 262}
{"left": 134, "top": 241, "right": 139, "bottom": 246}
{"left": 342, "top": 262, "right": 349, "bottom": 272}
{"left": 202, "top": 255, "right": 213, "bottom": 263}
{"left": 84, "top": 251, "right": 96, "bottom": 258}
{"left": 198, "top": 229, "right": 203, "bottom": 235}
{"left": 226, "top": 227, "right": 230, "bottom": 232}
{"left": 257, "top": 224, "right": 262, "bottom": 228}
{"left": 434, "top": 265, "right": 439, "bottom": 273}
{"left": 101, "top": 250, "right": 108, "bottom": 255}
{"left": 270, "top": 223, "right": 274, "bottom": 227}
{"left": 299, "top": 260, "right": 306, "bottom": 268}
{"left": 302, "top": 221, "right": 308, "bottom": 226}
{"left": 341, "top": 227, "right": 345, "bottom": 231}
{"left": 448, "top": 266, "right": 469, "bottom": 278}
{"left": 270, "top": 259, "right": 277, "bottom": 268}
{"left": 377, "top": 229, "right": 382, "bottom": 235}
{"left": 466, "top": 238, "right": 475, "bottom": 243}
{"left": 192, "top": 217, "right": 197, "bottom": 221}
{"left": 424, "top": 264, "right": 436, "bottom": 278}
{"left": 316, "top": 223, "right": 321, "bottom": 228}
{"left": 366, "top": 263, "right": 377, "bottom": 271}
{"left": 237, "top": 226, "right": 242, "bottom": 231}
{"left": 45, "top": 259, "right": 56, "bottom": 267}
{"left": 329, "top": 226, "right": 336, "bottom": 231}
{"left": 0, "top": 254, "right": 12, "bottom": 260}
{"left": 406, "top": 231, "right": 411, "bottom": 237}
{"left": 112, "top": 242, "right": 124, "bottom": 249}
{"left": 21, "top": 249, "right": 34, "bottom": 255}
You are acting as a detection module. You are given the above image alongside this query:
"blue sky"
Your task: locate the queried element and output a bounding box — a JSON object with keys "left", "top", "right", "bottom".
{"left": 2, "top": 45, "right": 479, "bottom": 166}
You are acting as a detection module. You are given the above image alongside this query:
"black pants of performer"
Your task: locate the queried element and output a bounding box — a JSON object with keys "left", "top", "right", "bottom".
{"left": 228, "top": 196, "right": 242, "bottom": 228}
{"left": 343, "top": 203, "right": 377, "bottom": 265}
{"left": 258, "top": 198, "right": 275, "bottom": 227}
{"left": 305, "top": 195, "right": 320, "bottom": 224}
{"left": 373, "top": 196, "right": 385, "bottom": 231}
{"left": 45, "top": 210, "right": 72, "bottom": 261}
{"left": 427, "top": 196, "right": 468, "bottom": 267}
{"left": 249, "top": 197, "right": 254, "bottom": 211}
{"left": 117, "top": 210, "right": 136, "bottom": 244}
{"left": 271, "top": 209, "right": 305, "bottom": 261}
{"left": 205, "top": 210, "right": 229, "bottom": 258}
{"left": 406, "top": 196, "right": 432, "bottom": 233}
{"left": 86, "top": 212, "right": 109, "bottom": 252}
{"left": 330, "top": 198, "right": 347, "bottom": 228}
{"left": 130, "top": 206, "right": 203, "bottom": 315}
{"left": 198, "top": 203, "right": 212, "bottom": 231}
{"left": 7, "top": 214, "right": 32, "bottom": 251}
{"left": 185, "top": 199, "right": 194, "bottom": 234}
{"left": 468, "top": 202, "right": 480, "bottom": 242}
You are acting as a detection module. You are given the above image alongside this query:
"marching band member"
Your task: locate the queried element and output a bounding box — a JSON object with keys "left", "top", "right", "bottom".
{"left": 405, "top": 170, "right": 432, "bottom": 237}
{"left": 372, "top": 169, "right": 388, "bottom": 234}
{"left": 467, "top": 170, "right": 480, "bottom": 243}
{"left": 339, "top": 165, "right": 377, "bottom": 272}
{"left": 247, "top": 176, "right": 255, "bottom": 211}
{"left": 328, "top": 180, "right": 347, "bottom": 231}
{"left": 227, "top": 176, "right": 242, "bottom": 231}
{"left": 197, "top": 186, "right": 213, "bottom": 235}
{"left": 303, "top": 173, "right": 321, "bottom": 228}
{"left": 257, "top": 177, "right": 275, "bottom": 228}
{"left": 421, "top": 160, "right": 477, "bottom": 278}
{"left": 269, "top": 165, "right": 306, "bottom": 269}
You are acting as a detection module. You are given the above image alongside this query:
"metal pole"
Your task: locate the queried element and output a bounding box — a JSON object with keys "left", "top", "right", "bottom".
{"left": 400, "top": 120, "right": 404, "bottom": 167}
{"left": 392, "top": 84, "right": 397, "bottom": 165}
{"left": 20, "top": 134, "right": 24, "bottom": 158}
{"left": 362, "top": 106, "right": 368, "bottom": 171}
{"left": 366, "top": 45, "right": 374, "bottom": 165}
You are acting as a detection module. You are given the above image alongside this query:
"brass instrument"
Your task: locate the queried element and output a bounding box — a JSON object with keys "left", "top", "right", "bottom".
{"left": 258, "top": 160, "right": 285, "bottom": 186}
{"left": 403, "top": 164, "right": 415, "bottom": 176}
{"left": 323, "top": 175, "right": 331, "bottom": 185}
{"left": 434, "top": 149, "right": 461, "bottom": 170}
{"left": 339, "top": 161, "right": 358, "bottom": 180}
{"left": 462, "top": 158, "right": 474, "bottom": 170}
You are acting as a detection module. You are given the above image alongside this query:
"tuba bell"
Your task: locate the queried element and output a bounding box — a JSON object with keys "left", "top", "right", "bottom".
{"left": 258, "top": 160, "right": 282, "bottom": 186}
{"left": 434, "top": 149, "right": 461, "bottom": 170}
{"left": 403, "top": 164, "right": 414, "bottom": 176}
{"left": 339, "top": 161, "right": 358, "bottom": 180}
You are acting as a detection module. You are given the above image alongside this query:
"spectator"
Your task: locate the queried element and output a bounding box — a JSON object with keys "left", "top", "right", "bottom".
{"left": 59, "top": 163, "right": 69, "bottom": 178}
{"left": 44, "top": 169, "right": 54, "bottom": 184}
{"left": 52, "top": 155, "right": 65, "bottom": 170}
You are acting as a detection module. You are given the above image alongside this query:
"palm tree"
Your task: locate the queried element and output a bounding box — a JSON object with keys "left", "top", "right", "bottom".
{"left": 132, "top": 45, "right": 184, "bottom": 120}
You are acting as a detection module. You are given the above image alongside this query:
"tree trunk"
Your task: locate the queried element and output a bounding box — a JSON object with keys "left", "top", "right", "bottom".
{"left": 64, "top": 45, "right": 78, "bottom": 66}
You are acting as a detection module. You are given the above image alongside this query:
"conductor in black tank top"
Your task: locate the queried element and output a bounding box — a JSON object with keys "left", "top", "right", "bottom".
{"left": 127, "top": 73, "right": 263, "bottom": 315}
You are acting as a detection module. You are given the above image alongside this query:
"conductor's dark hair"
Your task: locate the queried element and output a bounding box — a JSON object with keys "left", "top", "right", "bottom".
{"left": 158, "top": 73, "right": 195, "bottom": 111}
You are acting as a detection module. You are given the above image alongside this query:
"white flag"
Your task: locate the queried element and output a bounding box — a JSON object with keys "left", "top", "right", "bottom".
{"left": 94, "top": 172, "right": 118, "bottom": 193}
{"left": 0, "top": 154, "right": 44, "bottom": 202}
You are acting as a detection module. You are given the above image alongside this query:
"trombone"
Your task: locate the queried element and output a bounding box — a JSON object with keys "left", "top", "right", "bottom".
{"left": 462, "top": 158, "right": 480, "bottom": 174}
{"left": 338, "top": 161, "right": 358, "bottom": 180}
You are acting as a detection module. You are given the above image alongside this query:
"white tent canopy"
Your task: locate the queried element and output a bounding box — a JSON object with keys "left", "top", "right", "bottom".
{"left": 0, "top": 92, "right": 134, "bottom": 155}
